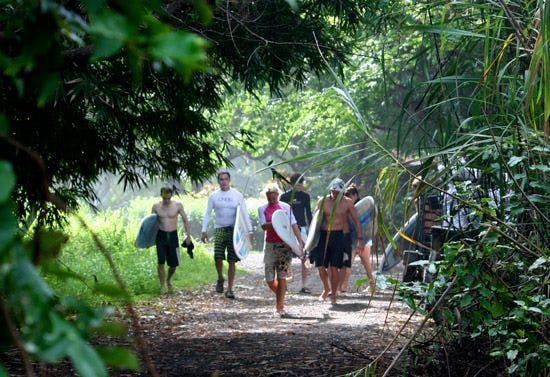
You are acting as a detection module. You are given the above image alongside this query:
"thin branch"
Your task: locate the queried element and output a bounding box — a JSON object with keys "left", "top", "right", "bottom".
{"left": 0, "top": 297, "right": 35, "bottom": 377}
{"left": 381, "top": 275, "right": 458, "bottom": 377}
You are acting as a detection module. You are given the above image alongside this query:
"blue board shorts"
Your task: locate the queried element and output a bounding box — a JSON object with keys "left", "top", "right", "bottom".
{"left": 156, "top": 230, "right": 180, "bottom": 267}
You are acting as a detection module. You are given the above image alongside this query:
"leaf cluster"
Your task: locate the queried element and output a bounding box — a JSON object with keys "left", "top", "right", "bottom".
{"left": 0, "top": 0, "right": 382, "bottom": 224}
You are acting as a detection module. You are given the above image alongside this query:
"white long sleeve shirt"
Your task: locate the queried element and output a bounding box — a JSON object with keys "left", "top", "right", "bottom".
{"left": 201, "top": 188, "right": 252, "bottom": 232}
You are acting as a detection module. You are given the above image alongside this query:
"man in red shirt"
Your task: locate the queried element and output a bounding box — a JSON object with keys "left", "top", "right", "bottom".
{"left": 258, "top": 185, "right": 304, "bottom": 318}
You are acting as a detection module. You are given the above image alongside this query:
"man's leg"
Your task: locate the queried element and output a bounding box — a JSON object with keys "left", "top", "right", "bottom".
{"left": 275, "top": 278, "right": 287, "bottom": 313}
{"left": 215, "top": 258, "right": 224, "bottom": 293}
{"left": 301, "top": 260, "right": 309, "bottom": 291}
{"left": 227, "top": 261, "right": 236, "bottom": 293}
{"left": 317, "top": 267, "right": 331, "bottom": 300}
{"left": 157, "top": 264, "right": 166, "bottom": 293}
{"left": 358, "top": 244, "right": 375, "bottom": 292}
{"left": 267, "top": 279, "right": 278, "bottom": 293}
{"left": 329, "top": 265, "right": 339, "bottom": 304}
{"left": 167, "top": 266, "right": 176, "bottom": 293}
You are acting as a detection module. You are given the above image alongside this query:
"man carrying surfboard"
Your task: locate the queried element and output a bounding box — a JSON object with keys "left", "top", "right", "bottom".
{"left": 201, "top": 171, "right": 253, "bottom": 299}
{"left": 340, "top": 184, "right": 375, "bottom": 294}
{"left": 258, "top": 184, "right": 305, "bottom": 318}
{"left": 310, "top": 178, "right": 365, "bottom": 305}
{"left": 151, "top": 186, "right": 192, "bottom": 294}
{"left": 280, "top": 173, "right": 313, "bottom": 294}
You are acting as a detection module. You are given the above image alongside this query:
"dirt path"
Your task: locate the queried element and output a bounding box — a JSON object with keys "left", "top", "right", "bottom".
{"left": 2, "top": 253, "right": 418, "bottom": 377}
{"left": 130, "top": 253, "right": 416, "bottom": 377}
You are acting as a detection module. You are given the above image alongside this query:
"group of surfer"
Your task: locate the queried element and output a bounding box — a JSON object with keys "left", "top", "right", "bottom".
{"left": 151, "top": 171, "right": 375, "bottom": 316}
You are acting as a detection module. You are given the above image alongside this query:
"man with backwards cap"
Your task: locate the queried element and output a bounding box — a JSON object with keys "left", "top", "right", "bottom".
{"left": 310, "top": 178, "right": 364, "bottom": 305}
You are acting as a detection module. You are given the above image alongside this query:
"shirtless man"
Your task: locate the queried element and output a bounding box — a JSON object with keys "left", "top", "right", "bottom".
{"left": 152, "top": 186, "right": 191, "bottom": 294}
{"left": 310, "top": 178, "right": 364, "bottom": 305}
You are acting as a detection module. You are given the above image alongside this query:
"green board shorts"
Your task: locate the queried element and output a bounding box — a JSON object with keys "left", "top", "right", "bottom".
{"left": 213, "top": 227, "right": 240, "bottom": 262}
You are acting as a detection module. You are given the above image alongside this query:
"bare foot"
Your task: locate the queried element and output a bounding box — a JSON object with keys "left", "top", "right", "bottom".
{"left": 318, "top": 290, "right": 331, "bottom": 301}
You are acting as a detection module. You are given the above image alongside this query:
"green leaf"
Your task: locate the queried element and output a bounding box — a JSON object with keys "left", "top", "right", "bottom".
{"left": 67, "top": 338, "right": 108, "bottom": 377}
{"left": 506, "top": 349, "right": 518, "bottom": 361}
{"left": 528, "top": 257, "right": 547, "bottom": 271}
{"left": 490, "top": 302, "right": 506, "bottom": 318}
{"left": 80, "top": 0, "right": 106, "bottom": 14}
{"left": 0, "top": 161, "right": 15, "bottom": 202}
{"left": 460, "top": 295, "right": 473, "bottom": 307}
{"left": 527, "top": 307, "right": 542, "bottom": 314}
{"left": 192, "top": 0, "right": 213, "bottom": 24}
{"left": 0, "top": 205, "right": 18, "bottom": 252}
{"left": 530, "top": 164, "right": 550, "bottom": 172}
{"left": 150, "top": 31, "right": 208, "bottom": 72}
{"left": 96, "top": 346, "right": 139, "bottom": 369}
{"left": 92, "top": 322, "right": 128, "bottom": 337}
{"left": 479, "top": 287, "right": 491, "bottom": 297}
{"left": 93, "top": 283, "right": 130, "bottom": 300}
{"left": 11, "top": 259, "right": 53, "bottom": 298}
{"left": 92, "top": 37, "right": 125, "bottom": 59}
{"left": 404, "top": 24, "right": 486, "bottom": 39}
{"left": 508, "top": 156, "right": 525, "bottom": 167}
{"left": 37, "top": 73, "right": 60, "bottom": 107}
{"left": 89, "top": 10, "right": 134, "bottom": 58}
{"left": 527, "top": 194, "right": 545, "bottom": 203}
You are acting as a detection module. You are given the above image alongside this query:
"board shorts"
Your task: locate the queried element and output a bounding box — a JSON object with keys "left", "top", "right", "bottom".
{"left": 342, "top": 233, "right": 353, "bottom": 268}
{"left": 310, "top": 230, "right": 346, "bottom": 269}
{"left": 156, "top": 230, "right": 180, "bottom": 267}
{"left": 263, "top": 242, "right": 292, "bottom": 281}
{"left": 213, "top": 226, "right": 240, "bottom": 262}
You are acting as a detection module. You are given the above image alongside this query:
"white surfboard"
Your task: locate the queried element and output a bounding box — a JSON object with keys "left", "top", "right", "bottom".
{"left": 355, "top": 196, "right": 377, "bottom": 242}
{"left": 271, "top": 209, "right": 303, "bottom": 257}
{"left": 304, "top": 208, "right": 322, "bottom": 253}
{"left": 380, "top": 213, "right": 418, "bottom": 273}
{"left": 233, "top": 204, "right": 252, "bottom": 259}
{"left": 299, "top": 226, "right": 308, "bottom": 243}
{"left": 135, "top": 214, "right": 159, "bottom": 248}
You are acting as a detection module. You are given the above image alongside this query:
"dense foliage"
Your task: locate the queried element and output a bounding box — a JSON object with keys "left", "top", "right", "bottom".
{"left": 0, "top": 0, "right": 384, "bottom": 224}
{"left": 367, "top": 1, "right": 549, "bottom": 375}
{"left": 0, "top": 0, "right": 394, "bottom": 375}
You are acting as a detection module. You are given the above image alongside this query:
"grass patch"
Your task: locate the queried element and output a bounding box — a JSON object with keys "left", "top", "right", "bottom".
{"left": 41, "top": 194, "right": 260, "bottom": 307}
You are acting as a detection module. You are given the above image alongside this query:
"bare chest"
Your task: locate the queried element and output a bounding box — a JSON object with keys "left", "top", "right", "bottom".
{"left": 156, "top": 203, "right": 179, "bottom": 220}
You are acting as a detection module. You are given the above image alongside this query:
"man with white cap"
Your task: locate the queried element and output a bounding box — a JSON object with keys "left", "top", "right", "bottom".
{"left": 310, "top": 178, "right": 364, "bottom": 305}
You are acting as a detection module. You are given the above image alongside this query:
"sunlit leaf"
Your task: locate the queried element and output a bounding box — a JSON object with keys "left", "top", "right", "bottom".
{"left": 96, "top": 346, "right": 139, "bottom": 369}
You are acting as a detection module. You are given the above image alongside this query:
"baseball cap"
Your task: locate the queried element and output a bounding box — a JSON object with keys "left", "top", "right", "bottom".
{"left": 328, "top": 178, "right": 345, "bottom": 191}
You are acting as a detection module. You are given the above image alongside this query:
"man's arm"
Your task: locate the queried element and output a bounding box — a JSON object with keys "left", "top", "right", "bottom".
{"left": 291, "top": 223, "right": 305, "bottom": 252}
{"left": 201, "top": 195, "right": 214, "bottom": 242}
{"left": 178, "top": 203, "right": 191, "bottom": 244}
{"left": 348, "top": 202, "right": 365, "bottom": 246}
{"left": 258, "top": 205, "right": 270, "bottom": 231}
{"left": 304, "top": 193, "right": 313, "bottom": 226}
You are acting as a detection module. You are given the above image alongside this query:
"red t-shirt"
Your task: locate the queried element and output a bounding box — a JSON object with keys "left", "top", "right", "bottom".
{"left": 263, "top": 203, "right": 284, "bottom": 243}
